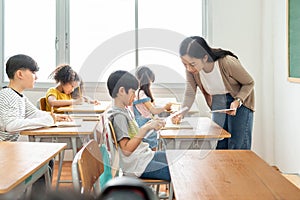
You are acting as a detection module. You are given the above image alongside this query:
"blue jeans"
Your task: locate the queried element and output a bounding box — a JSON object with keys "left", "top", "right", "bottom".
{"left": 140, "top": 151, "right": 171, "bottom": 181}
{"left": 212, "top": 94, "right": 253, "bottom": 149}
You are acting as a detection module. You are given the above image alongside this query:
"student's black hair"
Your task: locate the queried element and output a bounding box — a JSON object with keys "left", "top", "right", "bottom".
{"left": 107, "top": 70, "right": 139, "bottom": 98}
{"left": 5, "top": 54, "right": 39, "bottom": 79}
{"left": 179, "top": 36, "right": 238, "bottom": 62}
{"left": 135, "top": 66, "right": 155, "bottom": 102}
{"left": 48, "top": 64, "right": 80, "bottom": 85}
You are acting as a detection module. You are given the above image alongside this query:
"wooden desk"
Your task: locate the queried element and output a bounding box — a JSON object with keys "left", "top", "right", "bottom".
{"left": 20, "top": 121, "right": 99, "bottom": 155}
{"left": 159, "top": 117, "right": 231, "bottom": 149}
{"left": 0, "top": 142, "right": 66, "bottom": 200}
{"left": 166, "top": 150, "right": 300, "bottom": 200}
{"left": 56, "top": 100, "right": 111, "bottom": 114}
{"left": 20, "top": 120, "right": 100, "bottom": 189}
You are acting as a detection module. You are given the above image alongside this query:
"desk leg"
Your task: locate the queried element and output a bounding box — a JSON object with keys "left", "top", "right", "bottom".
{"left": 71, "top": 137, "right": 77, "bottom": 158}
{"left": 45, "top": 168, "right": 51, "bottom": 191}
{"left": 28, "top": 135, "right": 35, "bottom": 142}
{"left": 174, "top": 139, "right": 180, "bottom": 149}
{"left": 55, "top": 150, "right": 65, "bottom": 190}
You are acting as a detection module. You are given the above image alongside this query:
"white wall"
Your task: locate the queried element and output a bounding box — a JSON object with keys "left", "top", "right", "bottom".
{"left": 272, "top": 0, "right": 300, "bottom": 174}
{"left": 209, "top": 0, "right": 270, "bottom": 160}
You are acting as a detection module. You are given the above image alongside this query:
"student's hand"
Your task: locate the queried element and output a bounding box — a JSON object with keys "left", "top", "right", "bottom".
{"left": 55, "top": 114, "right": 73, "bottom": 122}
{"left": 148, "top": 118, "right": 166, "bottom": 131}
{"left": 164, "top": 102, "right": 172, "bottom": 112}
{"left": 89, "top": 99, "right": 101, "bottom": 105}
{"left": 73, "top": 97, "right": 84, "bottom": 105}
{"left": 171, "top": 114, "right": 182, "bottom": 125}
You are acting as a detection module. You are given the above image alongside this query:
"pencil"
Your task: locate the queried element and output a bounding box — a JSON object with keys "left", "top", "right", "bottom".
{"left": 51, "top": 106, "right": 56, "bottom": 123}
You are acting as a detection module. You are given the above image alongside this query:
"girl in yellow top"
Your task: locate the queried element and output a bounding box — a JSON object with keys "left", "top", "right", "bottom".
{"left": 45, "top": 64, "right": 83, "bottom": 112}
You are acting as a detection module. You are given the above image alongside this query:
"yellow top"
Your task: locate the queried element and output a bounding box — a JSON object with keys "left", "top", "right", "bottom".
{"left": 45, "top": 87, "right": 72, "bottom": 112}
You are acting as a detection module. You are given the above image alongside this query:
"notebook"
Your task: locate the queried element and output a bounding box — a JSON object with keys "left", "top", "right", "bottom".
{"left": 162, "top": 120, "right": 193, "bottom": 130}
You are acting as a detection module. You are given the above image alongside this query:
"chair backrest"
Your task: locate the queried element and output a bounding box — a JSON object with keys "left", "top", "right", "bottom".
{"left": 39, "top": 97, "right": 47, "bottom": 111}
{"left": 103, "top": 120, "right": 173, "bottom": 200}
{"left": 72, "top": 139, "right": 104, "bottom": 195}
{"left": 104, "top": 120, "right": 120, "bottom": 178}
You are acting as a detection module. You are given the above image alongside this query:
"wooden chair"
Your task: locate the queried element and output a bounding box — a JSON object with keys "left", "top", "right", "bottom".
{"left": 38, "top": 97, "right": 47, "bottom": 111}
{"left": 105, "top": 120, "right": 173, "bottom": 200}
{"left": 72, "top": 139, "right": 104, "bottom": 196}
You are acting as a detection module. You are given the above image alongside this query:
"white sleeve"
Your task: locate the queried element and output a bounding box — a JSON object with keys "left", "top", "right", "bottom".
{"left": 4, "top": 97, "right": 54, "bottom": 132}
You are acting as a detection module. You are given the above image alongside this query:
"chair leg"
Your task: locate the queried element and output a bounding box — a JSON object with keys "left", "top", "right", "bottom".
{"left": 168, "top": 182, "right": 173, "bottom": 200}
{"left": 156, "top": 184, "right": 160, "bottom": 195}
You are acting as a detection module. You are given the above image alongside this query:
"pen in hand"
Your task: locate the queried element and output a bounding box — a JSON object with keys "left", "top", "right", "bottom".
{"left": 50, "top": 106, "right": 56, "bottom": 124}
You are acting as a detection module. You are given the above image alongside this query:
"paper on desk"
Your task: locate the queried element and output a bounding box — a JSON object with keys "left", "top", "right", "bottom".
{"left": 69, "top": 113, "right": 101, "bottom": 121}
{"left": 50, "top": 121, "right": 82, "bottom": 127}
{"left": 209, "top": 108, "right": 236, "bottom": 113}
{"left": 161, "top": 120, "right": 193, "bottom": 130}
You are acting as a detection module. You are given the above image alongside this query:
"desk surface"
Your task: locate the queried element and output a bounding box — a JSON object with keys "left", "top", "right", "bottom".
{"left": 166, "top": 150, "right": 300, "bottom": 200}
{"left": 160, "top": 117, "right": 231, "bottom": 139}
{"left": 0, "top": 142, "right": 66, "bottom": 194}
{"left": 56, "top": 101, "right": 111, "bottom": 113}
{"left": 20, "top": 121, "right": 98, "bottom": 136}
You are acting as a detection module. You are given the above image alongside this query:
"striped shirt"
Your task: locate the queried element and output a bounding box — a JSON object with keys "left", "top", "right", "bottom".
{"left": 0, "top": 87, "right": 54, "bottom": 141}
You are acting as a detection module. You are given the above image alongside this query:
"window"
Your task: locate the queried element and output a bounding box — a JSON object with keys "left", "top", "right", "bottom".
{"left": 138, "top": 0, "right": 203, "bottom": 83}
{"left": 1, "top": 0, "right": 206, "bottom": 85}
{"left": 69, "top": 0, "right": 135, "bottom": 82}
{"left": 2, "top": 0, "right": 55, "bottom": 83}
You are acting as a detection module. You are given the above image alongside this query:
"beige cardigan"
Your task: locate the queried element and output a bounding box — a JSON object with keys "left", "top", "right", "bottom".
{"left": 182, "top": 56, "right": 255, "bottom": 113}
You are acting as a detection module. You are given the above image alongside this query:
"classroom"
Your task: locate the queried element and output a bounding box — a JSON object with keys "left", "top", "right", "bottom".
{"left": 0, "top": 0, "right": 300, "bottom": 199}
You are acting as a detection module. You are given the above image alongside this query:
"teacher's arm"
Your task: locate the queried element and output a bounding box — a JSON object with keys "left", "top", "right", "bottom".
{"left": 182, "top": 71, "right": 199, "bottom": 114}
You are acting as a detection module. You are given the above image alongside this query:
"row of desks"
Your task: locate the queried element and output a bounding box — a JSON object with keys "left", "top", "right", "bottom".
{"left": 0, "top": 103, "right": 108, "bottom": 199}
{"left": 2, "top": 143, "right": 299, "bottom": 199}
{"left": 1, "top": 102, "right": 299, "bottom": 199}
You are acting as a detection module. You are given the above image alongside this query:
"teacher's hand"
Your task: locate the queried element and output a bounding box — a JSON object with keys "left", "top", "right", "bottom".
{"left": 227, "top": 100, "right": 240, "bottom": 116}
{"left": 171, "top": 114, "right": 182, "bottom": 125}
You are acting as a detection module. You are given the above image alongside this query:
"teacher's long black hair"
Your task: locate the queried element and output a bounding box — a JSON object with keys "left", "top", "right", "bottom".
{"left": 179, "top": 36, "right": 238, "bottom": 62}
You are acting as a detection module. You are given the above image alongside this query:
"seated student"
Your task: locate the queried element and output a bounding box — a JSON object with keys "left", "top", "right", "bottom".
{"left": 45, "top": 64, "right": 83, "bottom": 112}
{"left": 0, "top": 54, "right": 70, "bottom": 197}
{"left": 46, "top": 64, "right": 99, "bottom": 112}
{"left": 106, "top": 70, "right": 170, "bottom": 181}
{"left": 133, "top": 66, "right": 172, "bottom": 150}
{"left": 0, "top": 54, "right": 69, "bottom": 141}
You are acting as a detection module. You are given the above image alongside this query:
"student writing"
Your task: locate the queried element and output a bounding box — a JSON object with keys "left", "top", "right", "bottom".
{"left": 46, "top": 64, "right": 84, "bottom": 112}
{"left": 106, "top": 70, "right": 170, "bottom": 181}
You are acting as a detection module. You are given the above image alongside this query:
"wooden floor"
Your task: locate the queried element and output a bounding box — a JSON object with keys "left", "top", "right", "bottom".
{"left": 52, "top": 161, "right": 74, "bottom": 190}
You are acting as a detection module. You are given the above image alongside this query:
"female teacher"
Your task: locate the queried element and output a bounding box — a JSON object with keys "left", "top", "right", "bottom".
{"left": 175, "top": 36, "right": 255, "bottom": 150}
